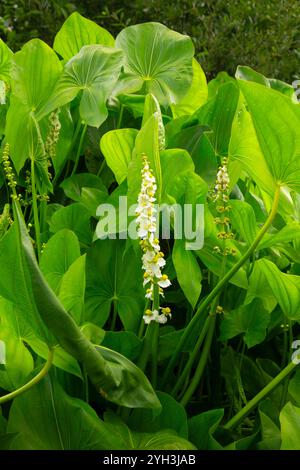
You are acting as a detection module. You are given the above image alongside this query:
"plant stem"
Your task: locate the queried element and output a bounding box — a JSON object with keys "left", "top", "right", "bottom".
{"left": 224, "top": 360, "right": 298, "bottom": 431}
{"left": 161, "top": 185, "right": 281, "bottom": 387}
{"left": 0, "top": 348, "right": 54, "bottom": 405}
{"left": 71, "top": 123, "right": 87, "bottom": 177}
{"left": 180, "top": 315, "right": 216, "bottom": 407}
{"left": 172, "top": 315, "right": 210, "bottom": 397}
{"left": 151, "top": 283, "right": 160, "bottom": 387}
{"left": 30, "top": 158, "right": 41, "bottom": 260}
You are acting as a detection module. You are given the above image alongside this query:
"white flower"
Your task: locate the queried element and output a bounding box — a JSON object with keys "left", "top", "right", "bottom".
{"left": 136, "top": 155, "right": 171, "bottom": 325}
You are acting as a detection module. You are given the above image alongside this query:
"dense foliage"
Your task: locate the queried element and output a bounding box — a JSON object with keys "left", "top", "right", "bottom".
{"left": 0, "top": 12, "right": 300, "bottom": 451}
{"left": 1, "top": 0, "right": 299, "bottom": 81}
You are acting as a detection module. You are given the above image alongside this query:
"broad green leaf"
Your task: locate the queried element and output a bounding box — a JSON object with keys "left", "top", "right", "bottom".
{"left": 172, "top": 239, "right": 202, "bottom": 308}
{"left": 96, "top": 345, "right": 161, "bottom": 409}
{"left": 115, "top": 22, "right": 194, "bottom": 106}
{"left": 258, "top": 223, "right": 300, "bottom": 251}
{"left": 189, "top": 81, "right": 239, "bottom": 156}
{"left": 100, "top": 128, "right": 138, "bottom": 184}
{"left": 128, "top": 391, "right": 188, "bottom": 439}
{"left": 219, "top": 299, "right": 270, "bottom": 348}
{"left": 188, "top": 409, "right": 224, "bottom": 450}
{"left": 58, "top": 255, "right": 86, "bottom": 325}
{"left": 246, "top": 261, "right": 277, "bottom": 312}
{"left": 288, "top": 369, "right": 300, "bottom": 407}
{"left": 230, "top": 200, "right": 258, "bottom": 244}
{"left": 103, "top": 412, "right": 195, "bottom": 450}
{"left": 0, "top": 39, "right": 13, "bottom": 83}
{"left": 12, "top": 202, "right": 159, "bottom": 408}
{"left": 253, "top": 259, "right": 300, "bottom": 320}
{"left": 43, "top": 45, "right": 124, "bottom": 127}
{"left": 229, "top": 104, "right": 276, "bottom": 196}
{"left": 238, "top": 80, "right": 300, "bottom": 192}
{"left": 171, "top": 59, "right": 208, "bottom": 118}
{"left": 0, "top": 296, "right": 81, "bottom": 379}
{"left": 49, "top": 203, "right": 92, "bottom": 245}
{"left": 280, "top": 402, "right": 300, "bottom": 450}
{"left": 40, "top": 229, "right": 81, "bottom": 294}
{"left": 167, "top": 125, "right": 217, "bottom": 185}
{"left": 257, "top": 399, "right": 281, "bottom": 450}
{"left": 85, "top": 239, "right": 144, "bottom": 331}
{"left": 60, "top": 173, "right": 107, "bottom": 201}
{"left": 0, "top": 318, "right": 33, "bottom": 391}
{"left": 0, "top": 223, "right": 52, "bottom": 342}
{"left": 236, "top": 65, "right": 297, "bottom": 100}
{"left": 102, "top": 331, "right": 142, "bottom": 362}
{"left": 53, "top": 12, "right": 114, "bottom": 61}
{"left": 5, "top": 39, "right": 62, "bottom": 173}
{"left": 160, "top": 148, "right": 194, "bottom": 203}
{"left": 8, "top": 374, "right": 124, "bottom": 450}
{"left": 128, "top": 112, "right": 162, "bottom": 205}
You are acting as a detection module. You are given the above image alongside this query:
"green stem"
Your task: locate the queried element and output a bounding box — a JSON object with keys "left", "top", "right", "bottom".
{"left": 161, "top": 185, "right": 281, "bottom": 387}
{"left": 71, "top": 123, "right": 87, "bottom": 177}
{"left": 171, "top": 315, "right": 210, "bottom": 397}
{"left": 151, "top": 283, "right": 160, "bottom": 387}
{"left": 224, "top": 360, "right": 298, "bottom": 431}
{"left": 31, "top": 158, "right": 41, "bottom": 260}
{"left": 0, "top": 349, "right": 54, "bottom": 405}
{"left": 180, "top": 315, "right": 216, "bottom": 407}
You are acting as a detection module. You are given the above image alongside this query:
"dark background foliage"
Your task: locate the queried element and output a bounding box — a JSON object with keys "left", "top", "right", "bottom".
{"left": 0, "top": 0, "right": 299, "bottom": 81}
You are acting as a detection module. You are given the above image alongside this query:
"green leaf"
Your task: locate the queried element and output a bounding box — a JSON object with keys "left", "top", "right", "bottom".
{"left": 171, "top": 59, "right": 207, "bottom": 118}
{"left": 167, "top": 125, "right": 217, "bottom": 185}
{"left": 172, "top": 239, "right": 202, "bottom": 308}
{"left": 238, "top": 80, "right": 300, "bottom": 192}
{"left": 96, "top": 345, "right": 161, "bottom": 409}
{"left": 229, "top": 103, "right": 276, "bottom": 197}
{"left": 0, "top": 39, "right": 13, "bottom": 83}
{"left": 189, "top": 81, "right": 239, "bottom": 156}
{"left": 128, "top": 391, "right": 188, "bottom": 439}
{"left": 5, "top": 39, "right": 62, "bottom": 173}
{"left": 40, "top": 229, "right": 81, "bottom": 294}
{"left": 236, "top": 65, "right": 297, "bottom": 100}
{"left": 102, "top": 331, "right": 142, "bottom": 361}
{"left": 7, "top": 374, "right": 124, "bottom": 450}
{"left": 0, "top": 301, "right": 33, "bottom": 391}
{"left": 85, "top": 239, "right": 144, "bottom": 331}
{"left": 0, "top": 296, "right": 81, "bottom": 379}
{"left": 53, "top": 12, "right": 114, "bottom": 61}
{"left": 0, "top": 223, "right": 52, "bottom": 342}
{"left": 280, "top": 402, "right": 300, "bottom": 450}
{"left": 100, "top": 128, "right": 138, "bottom": 184}
{"left": 188, "top": 409, "right": 224, "bottom": 450}
{"left": 115, "top": 22, "right": 194, "bottom": 106}
{"left": 230, "top": 200, "right": 258, "bottom": 245}
{"left": 58, "top": 255, "right": 86, "bottom": 325}
{"left": 219, "top": 299, "right": 270, "bottom": 348}
{"left": 128, "top": 112, "right": 162, "bottom": 205}
{"left": 43, "top": 45, "right": 124, "bottom": 127}
{"left": 258, "top": 223, "right": 300, "bottom": 251}
{"left": 257, "top": 399, "right": 281, "bottom": 450}
{"left": 253, "top": 259, "right": 300, "bottom": 320}
{"left": 49, "top": 203, "right": 92, "bottom": 245}
{"left": 103, "top": 413, "right": 195, "bottom": 450}
{"left": 60, "top": 173, "right": 107, "bottom": 202}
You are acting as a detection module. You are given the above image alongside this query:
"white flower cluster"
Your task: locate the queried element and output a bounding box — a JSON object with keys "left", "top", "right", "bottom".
{"left": 213, "top": 158, "right": 230, "bottom": 202}
{"left": 135, "top": 154, "right": 171, "bottom": 325}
